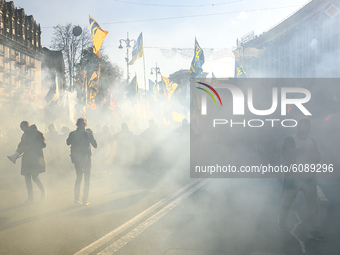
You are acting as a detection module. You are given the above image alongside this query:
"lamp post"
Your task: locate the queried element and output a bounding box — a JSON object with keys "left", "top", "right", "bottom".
{"left": 118, "top": 32, "right": 135, "bottom": 84}
{"left": 150, "top": 63, "right": 161, "bottom": 92}
{"left": 70, "top": 25, "right": 82, "bottom": 91}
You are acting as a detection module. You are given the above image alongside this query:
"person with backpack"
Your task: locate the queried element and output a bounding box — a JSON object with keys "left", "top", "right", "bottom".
{"left": 66, "top": 118, "right": 97, "bottom": 206}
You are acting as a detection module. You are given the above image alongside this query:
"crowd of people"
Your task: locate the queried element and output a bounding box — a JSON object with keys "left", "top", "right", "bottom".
{"left": 4, "top": 117, "right": 190, "bottom": 205}
{"left": 2, "top": 115, "right": 331, "bottom": 241}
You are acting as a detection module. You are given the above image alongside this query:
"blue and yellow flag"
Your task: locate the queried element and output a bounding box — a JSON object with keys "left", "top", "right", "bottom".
{"left": 85, "top": 64, "right": 101, "bottom": 110}
{"left": 148, "top": 79, "right": 155, "bottom": 93}
{"left": 235, "top": 61, "right": 247, "bottom": 78}
{"left": 161, "top": 76, "right": 178, "bottom": 101}
{"left": 127, "top": 75, "right": 138, "bottom": 97}
{"left": 148, "top": 79, "right": 158, "bottom": 102}
{"left": 89, "top": 16, "right": 108, "bottom": 57}
{"left": 212, "top": 72, "right": 219, "bottom": 87}
{"left": 88, "top": 64, "right": 100, "bottom": 100}
{"left": 190, "top": 38, "right": 205, "bottom": 79}
{"left": 129, "top": 33, "right": 144, "bottom": 65}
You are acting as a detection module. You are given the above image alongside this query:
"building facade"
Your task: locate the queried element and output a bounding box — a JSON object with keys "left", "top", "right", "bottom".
{"left": 234, "top": 0, "right": 340, "bottom": 78}
{"left": 0, "top": 0, "right": 43, "bottom": 113}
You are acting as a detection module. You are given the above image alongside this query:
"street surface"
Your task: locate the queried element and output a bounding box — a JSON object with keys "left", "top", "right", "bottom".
{"left": 1, "top": 157, "right": 340, "bottom": 255}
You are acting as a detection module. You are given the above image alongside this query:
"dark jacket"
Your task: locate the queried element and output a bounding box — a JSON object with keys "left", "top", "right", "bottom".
{"left": 66, "top": 127, "right": 97, "bottom": 165}
{"left": 282, "top": 135, "right": 321, "bottom": 188}
{"left": 17, "top": 125, "right": 46, "bottom": 176}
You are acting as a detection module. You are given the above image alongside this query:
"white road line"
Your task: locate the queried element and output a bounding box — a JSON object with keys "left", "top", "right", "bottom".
{"left": 317, "top": 185, "right": 328, "bottom": 202}
{"left": 289, "top": 185, "right": 327, "bottom": 254}
{"left": 97, "top": 179, "right": 209, "bottom": 254}
{"left": 74, "top": 179, "right": 207, "bottom": 255}
{"left": 290, "top": 211, "right": 306, "bottom": 254}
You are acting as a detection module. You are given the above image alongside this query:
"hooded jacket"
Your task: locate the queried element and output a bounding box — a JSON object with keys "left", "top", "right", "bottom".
{"left": 17, "top": 124, "right": 46, "bottom": 175}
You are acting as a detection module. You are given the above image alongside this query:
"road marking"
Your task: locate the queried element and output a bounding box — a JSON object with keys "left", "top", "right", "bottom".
{"left": 288, "top": 184, "right": 327, "bottom": 254}
{"left": 74, "top": 179, "right": 208, "bottom": 255}
{"left": 97, "top": 179, "right": 208, "bottom": 254}
{"left": 290, "top": 211, "right": 306, "bottom": 254}
{"left": 317, "top": 185, "right": 328, "bottom": 202}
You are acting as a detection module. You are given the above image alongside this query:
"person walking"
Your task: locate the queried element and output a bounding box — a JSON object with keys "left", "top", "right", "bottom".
{"left": 278, "top": 118, "right": 324, "bottom": 241}
{"left": 66, "top": 118, "right": 97, "bottom": 206}
{"left": 11, "top": 121, "right": 46, "bottom": 204}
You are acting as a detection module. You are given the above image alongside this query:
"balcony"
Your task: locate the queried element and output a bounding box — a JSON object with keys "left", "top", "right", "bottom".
{"left": 26, "top": 76, "right": 34, "bottom": 82}
{"left": 9, "top": 54, "right": 16, "bottom": 61}
{"left": 5, "top": 69, "right": 17, "bottom": 77}
{"left": 15, "top": 74, "right": 25, "bottom": 81}
{"left": 26, "top": 61, "right": 35, "bottom": 68}
{"left": 28, "top": 61, "right": 35, "bottom": 68}
{"left": 3, "top": 57, "right": 11, "bottom": 63}
{"left": 15, "top": 59, "right": 26, "bottom": 66}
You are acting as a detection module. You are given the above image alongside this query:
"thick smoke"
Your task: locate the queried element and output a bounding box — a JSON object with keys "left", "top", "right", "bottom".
{"left": 1, "top": 5, "right": 340, "bottom": 254}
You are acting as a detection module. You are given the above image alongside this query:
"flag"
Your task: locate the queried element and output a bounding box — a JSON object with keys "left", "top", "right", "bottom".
{"left": 190, "top": 38, "right": 205, "bottom": 79}
{"left": 129, "top": 32, "right": 144, "bottom": 65}
{"left": 127, "top": 74, "right": 138, "bottom": 97}
{"left": 88, "top": 64, "right": 100, "bottom": 100}
{"left": 235, "top": 61, "right": 247, "bottom": 78}
{"left": 212, "top": 72, "right": 219, "bottom": 87}
{"left": 148, "top": 79, "right": 158, "bottom": 101}
{"left": 172, "top": 111, "right": 185, "bottom": 123}
{"left": 148, "top": 79, "right": 155, "bottom": 92}
{"left": 89, "top": 16, "right": 108, "bottom": 57}
{"left": 103, "top": 88, "right": 121, "bottom": 120}
{"left": 185, "top": 84, "right": 190, "bottom": 105}
{"left": 45, "top": 72, "right": 60, "bottom": 104}
{"left": 85, "top": 64, "right": 100, "bottom": 110}
{"left": 75, "top": 69, "right": 86, "bottom": 101}
{"left": 161, "top": 76, "right": 178, "bottom": 101}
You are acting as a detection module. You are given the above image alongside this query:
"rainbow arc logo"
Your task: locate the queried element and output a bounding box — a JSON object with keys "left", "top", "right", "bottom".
{"left": 196, "top": 82, "right": 222, "bottom": 106}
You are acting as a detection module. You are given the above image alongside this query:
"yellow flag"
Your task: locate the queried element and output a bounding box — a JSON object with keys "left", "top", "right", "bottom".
{"left": 89, "top": 16, "right": 108, "bottom": 57}
{"left": 161, "top": 76, "right": 178, "bottom": 101}
{"left": 88, "top": 64, "right": 101, "bottom": 101}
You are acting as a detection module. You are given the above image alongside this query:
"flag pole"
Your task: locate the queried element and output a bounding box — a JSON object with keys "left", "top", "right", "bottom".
{"left": 84, "top": 69, "right": 87, "bottom": 118}
{"left": 143, "top": 53, "right": 147, "bottom": 118}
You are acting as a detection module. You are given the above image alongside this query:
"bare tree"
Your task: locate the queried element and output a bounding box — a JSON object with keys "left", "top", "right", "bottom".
{"left": 75, "top": 48, "right": 123, "bottom": 109}
{"left": 51, "top": 23, "right": 92, "bottom": 90}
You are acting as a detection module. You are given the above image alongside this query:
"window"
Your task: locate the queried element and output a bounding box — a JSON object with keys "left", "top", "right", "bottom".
{"left": 0, "top": 13, "right": 3, "bottom": 34}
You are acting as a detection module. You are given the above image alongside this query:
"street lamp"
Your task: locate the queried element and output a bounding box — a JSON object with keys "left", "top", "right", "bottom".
{"left": 118, "top": 32, "right": 135, "bottom": 84}
{"left": 150, "top": 63, "right": 161, "bottom": 92}
{"left": 70, "top": 25, "right": 82, "bottom": 91}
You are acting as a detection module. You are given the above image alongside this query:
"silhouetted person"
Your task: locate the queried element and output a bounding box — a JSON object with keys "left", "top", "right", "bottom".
{"left": 45, "top": 123, "right": 60, "bottom": 172}
{"left": 95, "top": 125, "right": 113, "bottom": 173}
{"left": 59, "top": 126, "right": 72, "bottom": 171}
{"left": 141, "top": 119, "right": 159, "bottom": 138}
{"left": 66, "top": 118, "right": 97, "bottom": 205}
{"left": 278, "top": 118, "right": 324, "bottom": 241}
{"left": 138, "top": 119, "right": 161, "bottom": 169}
{"left": 173, "top": 119, "right": 190, "bottom": 137}
{"left": 16, "top": 121, "right": 46, "bottom": 204}
{"left": 111, "top": 123, "right": 135, "bottom": 168}
{"left": 172, "top": 119, "right": 190, "bottom": 146}
{"left": 61, "top": 126, "right": 70, "bottom": 138}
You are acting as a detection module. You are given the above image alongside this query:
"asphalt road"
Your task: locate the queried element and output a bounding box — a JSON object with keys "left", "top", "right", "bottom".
{"left": 1, "top": 159, "right": 339, "bottom": 255}
{"left": 95, "top": 178, "right": 340, "bottom": 255}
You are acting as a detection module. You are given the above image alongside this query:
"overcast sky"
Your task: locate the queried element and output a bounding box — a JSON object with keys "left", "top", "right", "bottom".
{"left": 13, "top": 0, "right": 310, "bottom": 85}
